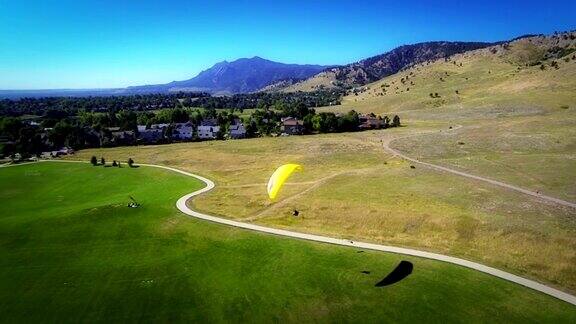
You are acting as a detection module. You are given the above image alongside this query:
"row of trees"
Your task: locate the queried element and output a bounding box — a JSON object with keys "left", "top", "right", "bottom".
{"left": 0, "top": 92, "right": 210, "bottom": 117}
{"left": 190, "top": 90, "right": 345, "bottom": 110}
{"left": 0, "top": 90, "right": 345, "bottom": 118}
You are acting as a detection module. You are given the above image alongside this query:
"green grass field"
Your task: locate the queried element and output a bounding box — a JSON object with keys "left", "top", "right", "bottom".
{"left": 1, "top": 162, "right": 575, "bottom": 322}
{"left": 71, "top": 129, "right": 576, "bottom": 293}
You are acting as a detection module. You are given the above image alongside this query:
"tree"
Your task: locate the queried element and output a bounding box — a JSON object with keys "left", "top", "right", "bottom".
{"left": 128, "top": 158, "right": 134, "bottom": 167}
{"left": 312, "top": 112, "right": 338, "bottom": 133}
{"left": 117, "top": 110, "right": 137, "bottom": 131}
{"left": 392, "top": 115, "right": 401, "bottom": 127}
{"left": 382, "top": 116, "right": 391, "bottom": 128}
{"left": 90, "top": 156, "right": 98, "bottom": 166}
{"left": 337, "top": 110, "right": 359, "bottom": 132}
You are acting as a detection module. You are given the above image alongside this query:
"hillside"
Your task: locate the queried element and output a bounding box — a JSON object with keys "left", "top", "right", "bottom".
{"left": 318, "top": 32, "right": 576, "bottom": 198}
{"left": 330, "top": 32, "right": 576, "bottom": 114}
{"left": 128, "top": 57, "right": 329, "bottom": 95}
{"left": 277, "top": 41, "right": 494, "bottom": 92}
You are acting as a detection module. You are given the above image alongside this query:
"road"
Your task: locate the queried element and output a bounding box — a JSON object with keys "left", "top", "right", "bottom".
{"left": 3, "top": 160, "right": 576, "bottom": 306}
{"left": 382, "top": 126, "right": 576, "bottom": 209}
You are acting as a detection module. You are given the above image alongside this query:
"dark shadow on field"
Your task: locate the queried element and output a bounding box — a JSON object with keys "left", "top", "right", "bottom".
{"left": 375, "top": 261, "right": 413, "bottom": 287}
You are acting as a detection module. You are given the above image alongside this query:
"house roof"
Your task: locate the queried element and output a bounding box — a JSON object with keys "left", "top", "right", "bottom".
{"left": 282, "top": 117, "right": 303, "bottom": 126}
{"left": 230, "top": 123, "right": 245, "bottom": 131}
{"left": 200, "top": 119, "right": 218, "bottom": 126}
{"left": 151, "top": 123, "right": 169, "bottom": 129}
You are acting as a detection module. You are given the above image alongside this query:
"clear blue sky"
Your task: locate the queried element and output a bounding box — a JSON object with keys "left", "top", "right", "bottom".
{"left": 1, "top": 0, "right": 574, "bottom": 89}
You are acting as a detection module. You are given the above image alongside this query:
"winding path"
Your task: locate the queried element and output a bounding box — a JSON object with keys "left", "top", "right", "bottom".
{"left": 382, "top": 126, "right": 576, "bottom": 209}
{"left": 2, "top": 160, "right": 576, "bottom": 306}
{"left": 139, "top": 163, "right": 576, "bottom": 306}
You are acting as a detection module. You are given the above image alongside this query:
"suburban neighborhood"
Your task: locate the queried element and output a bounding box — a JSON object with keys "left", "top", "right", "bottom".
{"left": 0, "top": 106, "right": 400, "bottom": 161}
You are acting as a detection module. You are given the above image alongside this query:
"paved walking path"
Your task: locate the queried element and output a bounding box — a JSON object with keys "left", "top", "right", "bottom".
{"left": 143, "top": 163, "right": 576, "bottom": 306}
{"left": 382, "top": 126, "right": 576, "bottom": 209}
{"left": 3, "top": 160, "right": 576, "bottom": 306}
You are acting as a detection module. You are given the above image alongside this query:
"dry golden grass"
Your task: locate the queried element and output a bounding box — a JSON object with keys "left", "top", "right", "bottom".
{"left": 71, "top": 126, "right": 576, "bottom": 292}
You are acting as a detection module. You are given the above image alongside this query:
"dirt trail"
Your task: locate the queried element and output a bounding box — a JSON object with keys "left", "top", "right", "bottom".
{"left": 382, "top": 125, "right": 576, "bottom": 209}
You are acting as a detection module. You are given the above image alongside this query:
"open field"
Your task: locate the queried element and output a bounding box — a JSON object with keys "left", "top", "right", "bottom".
{"left": 3, "top": 163, "right": 575, "bottom": 321}
{"left": 62, "top": 35, "right": 576, "bottom": 297}
{"left": 313, "top": 36, "right": 576, "bottom": 201}
{"left": 70, "top": 125, "right": 576, "bottom": 293}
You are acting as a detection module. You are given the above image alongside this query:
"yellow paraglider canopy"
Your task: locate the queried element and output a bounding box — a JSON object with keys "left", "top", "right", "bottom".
{"left": 267, "top": 164, "right": 302, "bottom": 200}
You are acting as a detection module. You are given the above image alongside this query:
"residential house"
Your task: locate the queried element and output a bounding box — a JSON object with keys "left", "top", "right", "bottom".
{"left": 229, "top": 120, "right": 246, "bottom": 139}
{"left": 150, "top": 123, "right": 169, "bottom": 130}
{"left": 198, "top": 119, "right": 220, "bottom": 139}
{"left": 57, "top": 147, "right": 74, "bottom": 155}
{"left": 111, "top": 130, "right": 136, "bottom": 145}
{"left": 281, "top": 117, "right": 304, "bottom": 135}
{"left": 41, "top": 147, "right": 74, "bottom": 159}
{"left": 172, "top": 122, "right": 194, "bottom": 140}
{"left": 358, "top": 114, "right": 382, "bottom": 130}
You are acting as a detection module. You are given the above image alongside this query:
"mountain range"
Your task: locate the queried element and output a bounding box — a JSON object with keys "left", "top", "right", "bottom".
{"left": 1, "top": 37, "right": 535, "bottom": 99}
{"left": 126, "top": 57, "right": 329, "bottom": 95}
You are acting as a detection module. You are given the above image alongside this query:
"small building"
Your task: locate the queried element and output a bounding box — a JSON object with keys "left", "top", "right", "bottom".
{"left": 198, "top": 119, "right": 220, "bottom": 139}
{"left": 229, "top": 120, "right": 246, "bottom": 139}
{"left": 40, "top": 152, "right": 53, "bottom": 159}
{"left": 150, "top": 123, "right": 169, "bottom": 130}
{"left": 111, "top": 130, "right": 136, "bottom": 145}
{"left": 281, "top": 117, "right": 304, "bottom": 135}
{"left": 42, "top": 147, "right": 74, "bottom": 158}
{"left": 358, "top": 114, "right": 382, "bottom": 130}
{"left": 172, "top": 122, "right": 194, "bottom": 140}
{"left": 57, "top": 147, "right": 74, "bottom": 155}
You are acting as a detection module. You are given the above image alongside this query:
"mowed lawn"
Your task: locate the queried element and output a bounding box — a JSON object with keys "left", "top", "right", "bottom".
{"left": 0, "top": 162, "right": 575, "bottom": 322}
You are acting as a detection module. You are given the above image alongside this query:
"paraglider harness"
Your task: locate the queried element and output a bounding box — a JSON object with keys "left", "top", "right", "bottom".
{"left": 128, "top": 196, "right": 141, "bottom": 208}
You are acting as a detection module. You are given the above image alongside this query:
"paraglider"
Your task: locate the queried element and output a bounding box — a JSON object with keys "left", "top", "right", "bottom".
{"left": 128, "top": 196, "right": 140, "bottom": 208}
{"left": 267, "top": 164, "right": 302, "bottom": 200}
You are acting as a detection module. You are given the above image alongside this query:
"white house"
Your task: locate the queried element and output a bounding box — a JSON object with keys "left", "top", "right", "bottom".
{"left": 151, "top": 123, "right": 169, "bottom": 130}
{"left": 229, "top": 121, "right": 246, "bottom": 139}
{"left": 198, "top": 119, "right": 220, "bottom": 139}
{"left": 198, "top": 125, "right": 220, "bottom": 139}
{"left": 172, "top": 122, "right": 194, "bottom": 140}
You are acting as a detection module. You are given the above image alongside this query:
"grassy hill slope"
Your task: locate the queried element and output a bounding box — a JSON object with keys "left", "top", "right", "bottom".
{"left": 70, "top": 131, "right": 576, "bottom": 293}
{"left": 3, "top": 163, "right": 575, "bottom": 321}
{"left": 59, "top": 32, "right": 576, "bottom": 297}
{"left": 319, "top": 32, "right": 576, "bottom": 201}
{"left": 333, "top": 33, "right": 576, "bottom": 114}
